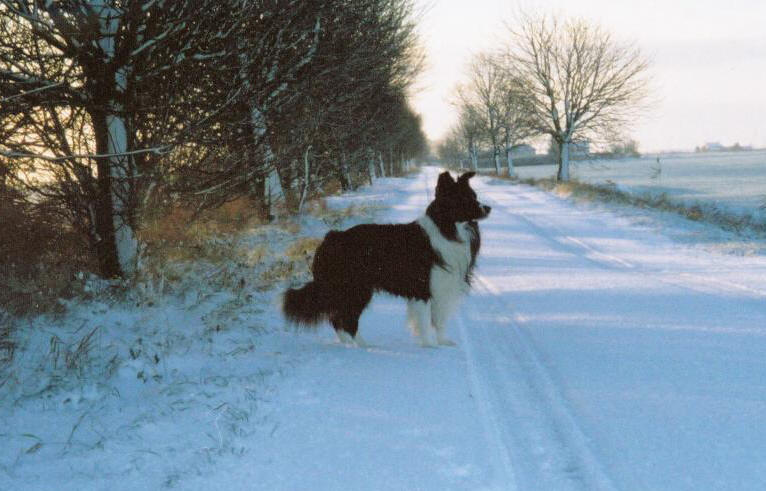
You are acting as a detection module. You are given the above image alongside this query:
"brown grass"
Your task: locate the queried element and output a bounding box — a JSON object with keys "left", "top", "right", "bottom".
{"left": 257, "top": 236, "right": 323, "bottom": 287}
{"left": 138, "top": 196, "right": 266, "bottom": 265}
{"left": 285, "top": 236, "right": 323, "bottom": 259}
{"left": 0, "top": 188, "right": 94, "bottom": 316}
{"left": 305, "top": 198, "right": 382, "bottom": 227}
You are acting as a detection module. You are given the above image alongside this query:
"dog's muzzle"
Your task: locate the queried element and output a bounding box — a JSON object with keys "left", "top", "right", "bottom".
{"left": 481, "top": 204, "right": 492, "bottom": 217}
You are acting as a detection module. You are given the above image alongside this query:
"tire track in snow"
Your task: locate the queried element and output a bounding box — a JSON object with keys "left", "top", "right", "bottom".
{"left": 458, "top": 276, "right": 616, "bottom": 491}
{"left": 456, "top": 310, "right": 519, "bottom": 490}
{"left": 424, "top": 170, "right": 615, "bottom": 489}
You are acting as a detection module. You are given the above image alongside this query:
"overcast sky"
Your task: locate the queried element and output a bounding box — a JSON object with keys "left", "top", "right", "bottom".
{"left": 411, "top": 0, "right": 766, "bottom": 152}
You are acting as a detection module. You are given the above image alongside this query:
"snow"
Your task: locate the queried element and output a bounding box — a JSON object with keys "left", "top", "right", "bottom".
{"left": 515, "top": 149, "right": 766, "bottom": 224}
{"left": 3, "top": 167, "right": 766, "bottom": 489}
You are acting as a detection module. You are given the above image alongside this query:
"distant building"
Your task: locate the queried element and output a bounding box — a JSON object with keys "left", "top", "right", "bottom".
{"left": 697, "top": 142, "right": 754, "bottom": 152}
{"left": 729, "top": 142, "right": 753, "bottom": 151}
{"left": 703, "top": 142, "right": 725, "bottom": 152}
{"left": 571, "top": 140, "right": 590, "bottom": 158}
{"left": 510, "top": 144, "right": 535, "bottom": 157}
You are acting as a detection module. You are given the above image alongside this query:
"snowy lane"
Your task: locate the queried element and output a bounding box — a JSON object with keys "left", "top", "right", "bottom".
{"left": 186, "top": 167, "right": 766, "bottom": 490}
{"left": 469, "top": 173, "right": 766, "bottom": 489}
{"left": 10, "top": 167, "right": 766, "bottom": 490}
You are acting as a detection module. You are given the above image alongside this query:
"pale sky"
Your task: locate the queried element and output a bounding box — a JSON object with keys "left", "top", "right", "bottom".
{"left": 411, "top": 0, "right": 766, "bottom": 152}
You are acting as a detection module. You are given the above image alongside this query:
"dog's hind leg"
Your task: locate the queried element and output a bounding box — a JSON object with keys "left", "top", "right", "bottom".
{"left": 332, "top": 313, "right": 358, "bottom": 345}
{"left": 332, "top": 316, "right": 368, "bottom": 347}
{"left": 335, "top": 328, "right": 365, "bottom": 346}
{"left": 331, "top": 288, "right": 371, "bottom": 347}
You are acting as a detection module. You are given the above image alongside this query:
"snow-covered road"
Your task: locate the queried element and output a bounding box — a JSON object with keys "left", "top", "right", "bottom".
{"left": 472, "top": 169, "right": 766, "bottom": 489}
{"left": 233, "top": 167, "right": 766, "bottom": 490}
{"left": 6, "top": 167, "right": 766, "bottom": 490}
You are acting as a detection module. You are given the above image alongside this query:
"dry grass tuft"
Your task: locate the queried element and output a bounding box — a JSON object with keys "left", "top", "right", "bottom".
{"left": 257, "top": 236, "right": 322, "bottom": 287}
{"left": 276, "top": 220, "right": 301, "bottom": 235}
{"left": 305, "top": 199, "right": 381, "bottom": 227}
{"left": 285, "top": 237, "right": 323, "bottom": 260}
{"left": 138, "top": 197, "right": 266, "bottom": 266}
{"left": 259, "top": 259, "right": 300, "bottom": 286}
{"left": 240, "top": 244, "right": 269, "bottom": 267}
{"left": 49, "top": 326, "right": 99, "bottom": 377}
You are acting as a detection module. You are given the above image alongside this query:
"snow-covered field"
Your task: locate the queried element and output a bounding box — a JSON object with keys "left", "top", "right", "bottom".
{"left": 3, "top": 167, "right": 766, "bottom": 489}
{"left": 515, "top": 150, "right": 766, "bottom": 224}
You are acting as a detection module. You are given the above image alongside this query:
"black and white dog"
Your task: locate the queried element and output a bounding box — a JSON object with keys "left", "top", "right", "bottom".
{"left": 282, "top": 171, "right": 490, "bottom": 347}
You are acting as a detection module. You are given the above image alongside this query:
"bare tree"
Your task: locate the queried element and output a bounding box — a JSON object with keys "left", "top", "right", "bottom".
{"left": 455, "top": 103, "right": 483, "bottom": 171}
{"left": 177, "top": 0, "right": 425, "bottom": 209}
{"left": 435, "top": 130, "right": 463, "bottom": 169}
{"left": 506, "top": 13, "right": 650, "bottom": 181}
{"left": 460, "top": 53, "right": 505, "bottom": 174}
{"left": 495, "top": 60, "right": 536, "bottom": 177}
{"left": 272, "top": 0, "right": 424, "bottom": 194}
{"left": 1, "top": 0, "right": 427, "bottom": 280}
{"left": 0, "top": 0, "right": 235, "bottom": 277}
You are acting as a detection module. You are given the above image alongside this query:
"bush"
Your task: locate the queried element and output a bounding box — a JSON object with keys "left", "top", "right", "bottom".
{"left": 0, "top": 186, "right": 94, "bottom": 316}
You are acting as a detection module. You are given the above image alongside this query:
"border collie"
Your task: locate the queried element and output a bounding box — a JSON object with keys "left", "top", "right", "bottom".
{"left": 282, "top": 171, "right": 490, "bottom": 347}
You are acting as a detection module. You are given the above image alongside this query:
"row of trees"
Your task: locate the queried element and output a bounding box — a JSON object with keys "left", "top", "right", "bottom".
{"left": 440, "top": 13, "right": 650, "bottom": 180}
{"left": 0, "top": 0, "right": 427, "bottom": 278}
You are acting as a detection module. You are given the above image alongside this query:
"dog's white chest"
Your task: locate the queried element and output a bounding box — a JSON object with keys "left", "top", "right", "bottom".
{"left": 417, "top": 216, "right": 473, "bottom": 288}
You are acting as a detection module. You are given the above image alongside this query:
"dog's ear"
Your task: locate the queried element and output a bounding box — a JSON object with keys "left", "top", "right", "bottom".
{"left": 457, "top": 171, "right": 476, "bottom": 183}
{"left": 436, "top": 171, "right": 456, "bottom": 198}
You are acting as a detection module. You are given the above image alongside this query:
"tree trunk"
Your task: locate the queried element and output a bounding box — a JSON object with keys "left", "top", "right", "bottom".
{"left": 276, "top": 162, "right": 297, "bottom": 211}
{"left": 252, "top": 174, "right": 270, "bottom": 219}
{"left": 367, "top": 161, "right": 375, "bottom": 185}
{"left": 557, "top": 140, "right": 571, "bottom": 181}
{"left": 367, "top": 151, "right": 375, "bottom": 185}
{"left": 250, "top": 106, "right": 274, "bottom": 220}
{"left": 88, "top": 1, "right": 138, "bottom": 278}
{"left": 491, "top": 126, "right": 501, "bottom": 175}
{"left": 470, "top": 143, "right": 478, "bottom": 171}
{"left": 265, "top": 168, "right": 281, "bottom": 220}
{"left": 107, "top": 113, "right": 138, "bottom": 277}
{"left": 505, "top": 130, "right": 515, "bottom": 177}
{"left": 90, "top": 111, "right": 131, "bottom": 278}
{"left": 336, "top": 158, "right": 351, "bottom": 191}
{"left": 378, "top": 152, "right": 386, "bottom": 178}
{"left": 298, "top": 146, "right": 311, "bottom": 214}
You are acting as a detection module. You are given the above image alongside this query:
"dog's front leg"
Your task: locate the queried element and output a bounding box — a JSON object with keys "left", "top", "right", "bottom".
{"left": 430, "top": 296, "right": 458, "bottom": 347}
{"left": 407, "top": 299, "right": 436, "bottom": 347}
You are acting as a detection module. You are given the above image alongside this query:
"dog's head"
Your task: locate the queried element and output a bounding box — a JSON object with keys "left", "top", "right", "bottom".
{"left": 432, "top": 171, "right": 491, "bottom": 222}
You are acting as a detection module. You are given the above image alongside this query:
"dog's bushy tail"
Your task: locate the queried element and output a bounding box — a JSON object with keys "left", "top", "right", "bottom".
{"left": 282, "top": 281, "right": 330, "bottom": 326}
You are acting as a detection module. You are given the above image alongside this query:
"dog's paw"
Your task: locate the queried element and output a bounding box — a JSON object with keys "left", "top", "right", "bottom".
{"left": 353, "top": 334, "right": 368, "bottom": 348}
{"left": 419, "top": 337, "right": 437, "bottom": 348}
{"left": 437, "top": 337, "right": 457, "bottom": 347}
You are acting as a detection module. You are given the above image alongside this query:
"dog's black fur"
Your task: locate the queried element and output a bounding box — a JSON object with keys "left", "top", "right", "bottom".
{"left": 282, "top": 171, "right": 490, "bottom": 342}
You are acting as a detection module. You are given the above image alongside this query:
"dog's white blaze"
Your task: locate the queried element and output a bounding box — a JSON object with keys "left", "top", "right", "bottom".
{"left": 417, "top": 216, "right": 474, "bottom": 344}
